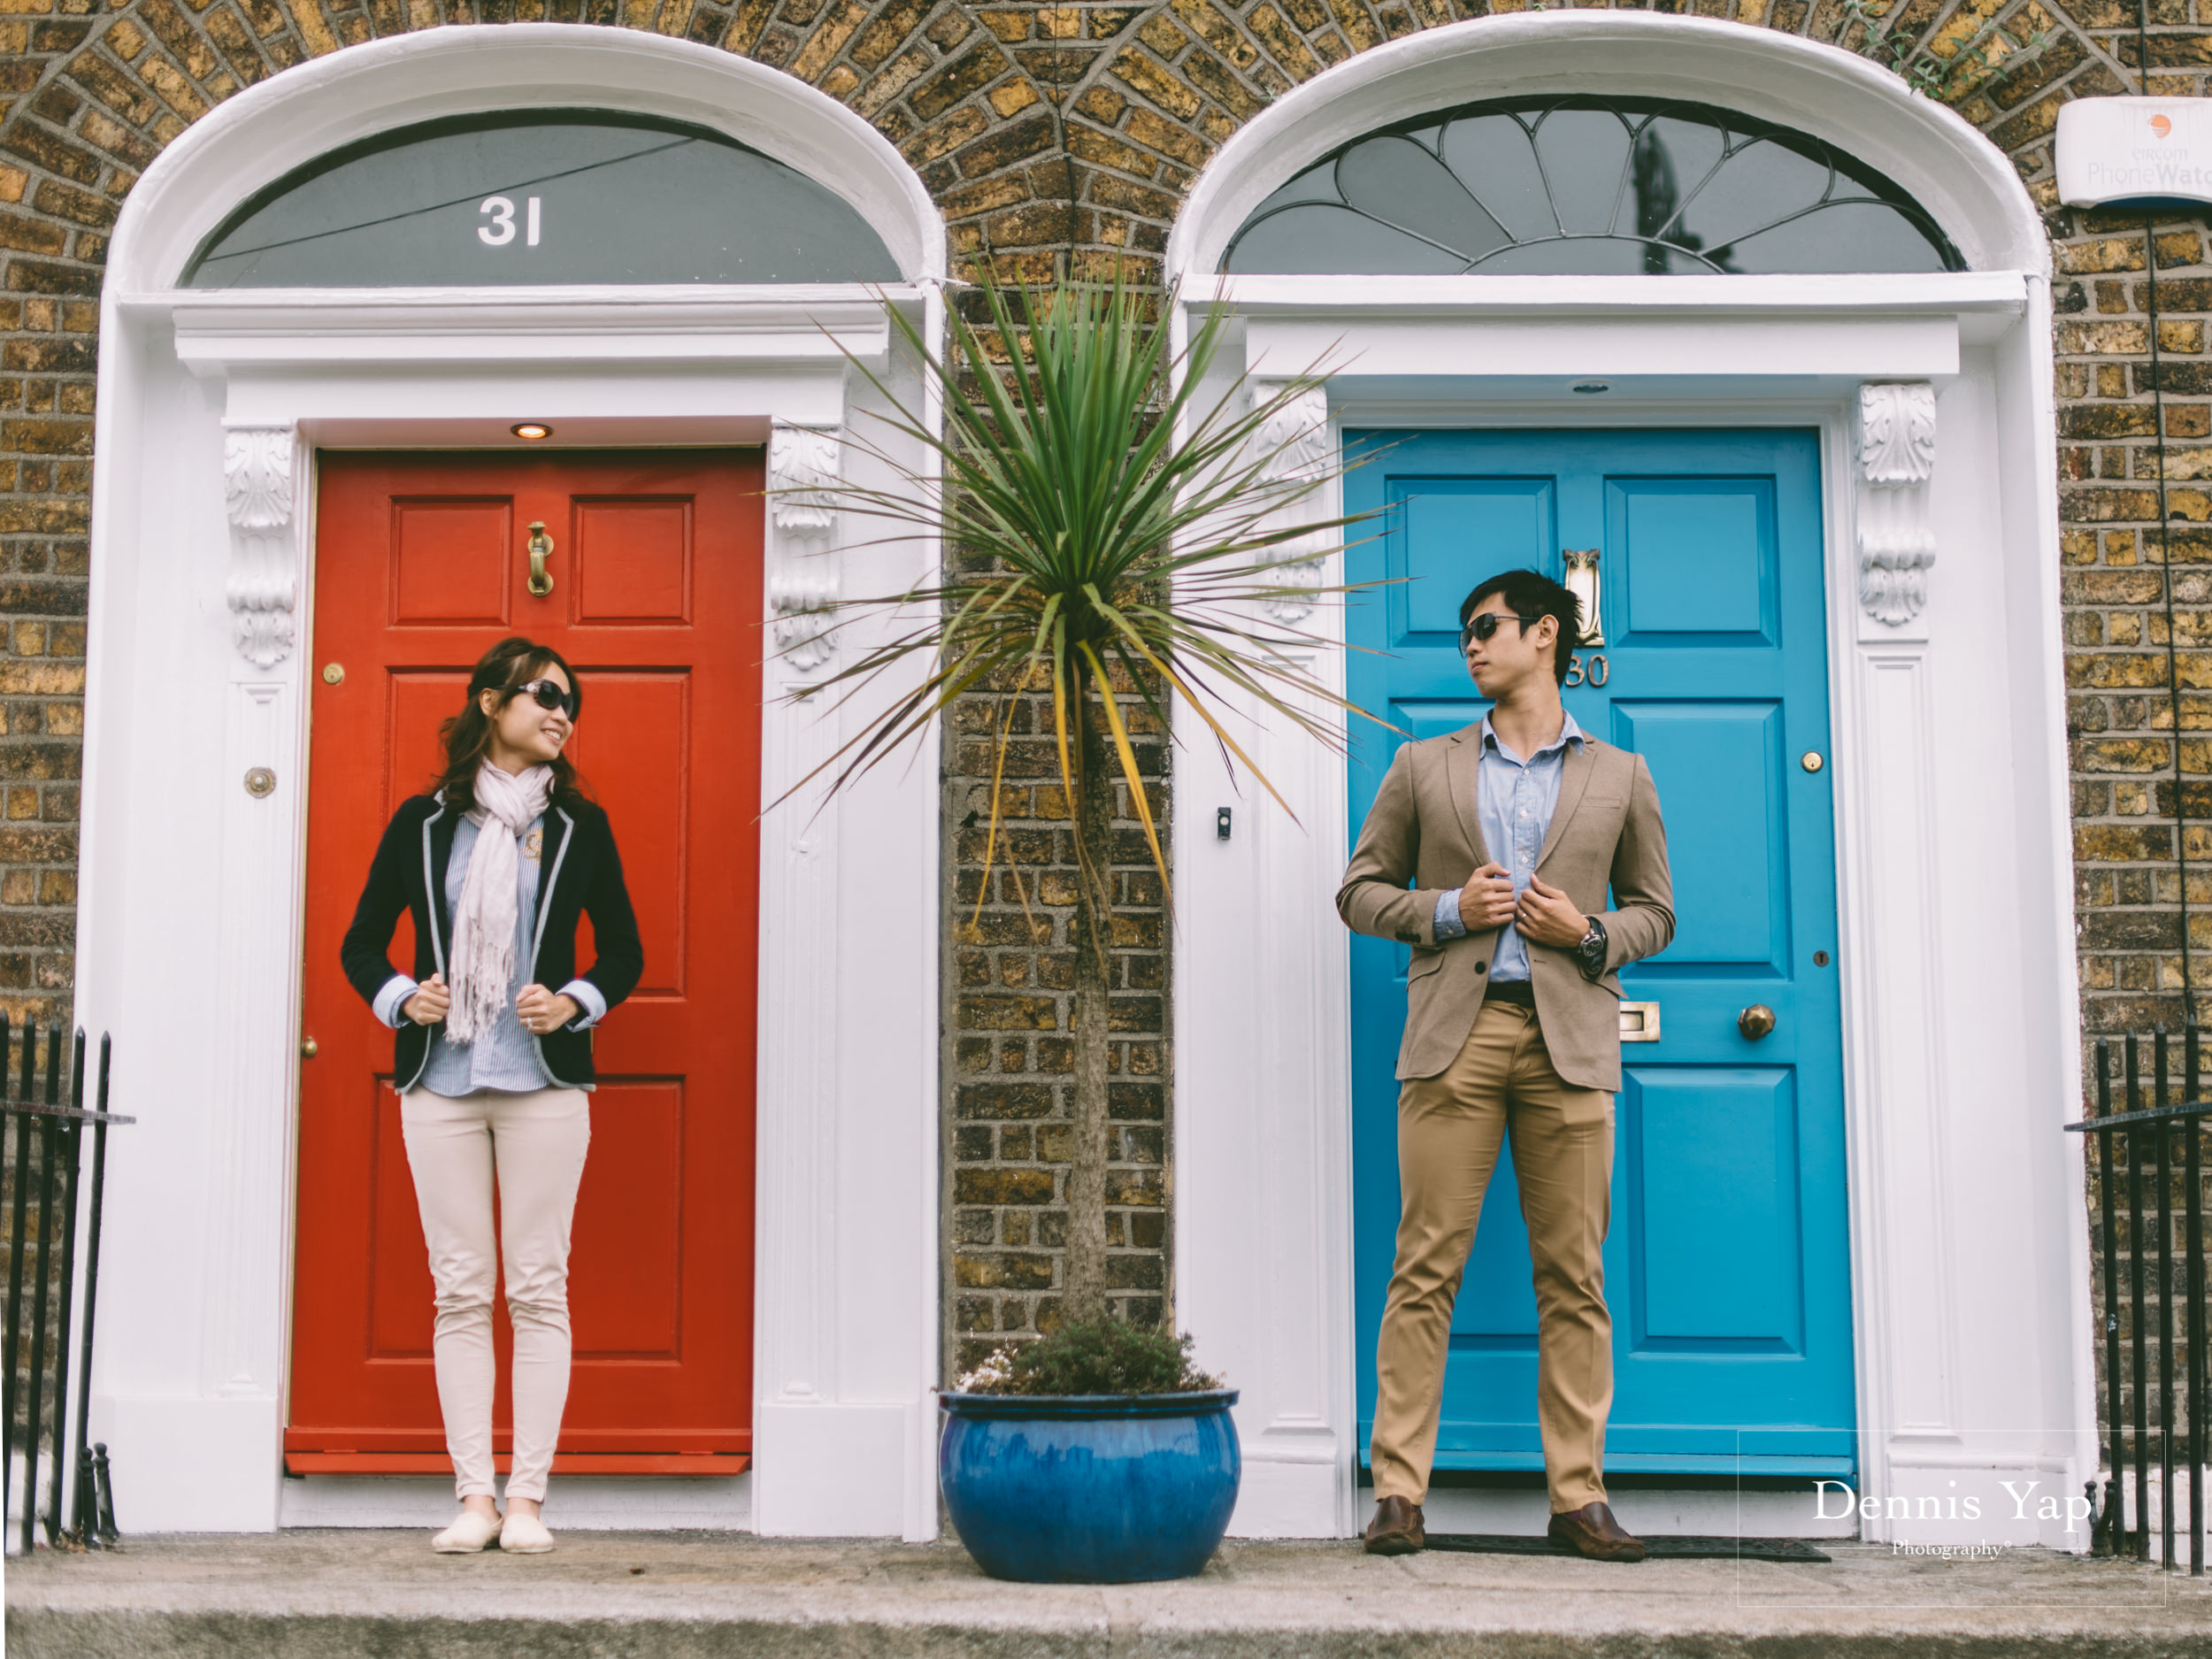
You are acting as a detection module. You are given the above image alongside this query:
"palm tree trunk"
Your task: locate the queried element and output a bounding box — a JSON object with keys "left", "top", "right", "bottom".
{"left": 1062, "top": 690, "right": 1116, "bottom": 1324}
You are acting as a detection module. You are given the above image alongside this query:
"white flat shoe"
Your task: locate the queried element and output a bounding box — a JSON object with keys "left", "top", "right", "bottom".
{"left": 432, "top": 1509, "right": 503, "bottom": 1553}
{"left": 500, "top": 1511, "right": 556, "bottom": 1554}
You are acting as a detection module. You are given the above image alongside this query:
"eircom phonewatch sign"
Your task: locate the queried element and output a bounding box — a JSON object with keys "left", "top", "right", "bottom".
{"left": 2056, "top": 97, "right": 2212, "bottom": 210}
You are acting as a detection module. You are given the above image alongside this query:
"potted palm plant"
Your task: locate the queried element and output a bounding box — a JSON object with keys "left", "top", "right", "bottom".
{"left": 780, "top": 271, "right": 1367, "bottom": 1582}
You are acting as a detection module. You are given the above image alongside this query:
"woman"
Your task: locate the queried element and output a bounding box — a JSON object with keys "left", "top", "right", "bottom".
{"left": 341, "top": 636, "right": 643, "bottom": 1555}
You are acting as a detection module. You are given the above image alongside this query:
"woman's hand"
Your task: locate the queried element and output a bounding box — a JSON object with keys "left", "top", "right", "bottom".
{"left": 516, "top": 984, "right": 580, "bottom": 1035}
{"left": 402, "top": 973, "right": 449, "bottom": 1025}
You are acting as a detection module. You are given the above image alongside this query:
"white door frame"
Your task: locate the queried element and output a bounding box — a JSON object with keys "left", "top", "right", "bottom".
{"left": 79, "top": 26, "right": 947, "bottom": 1540}
{"left": 1166, "top": 12, "right": 2091, "bottom": 1548}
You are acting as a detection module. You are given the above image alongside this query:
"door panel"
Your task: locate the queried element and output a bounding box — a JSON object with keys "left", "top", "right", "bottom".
{"left": 569, "top": 1079, "right": 685, "bottom": 1358}
{"left": 1345, "top": 426, "right": 1854, "bottom": 1478}
{"left": 580, "top": 671, "right": 689, "bottom": 998}
{"left": 391, "top": 500, "right": 513, "bottom": 627}
{"left": 572, "top": 498, "right": 693, "bottom": 625}
{"left": 290, "top": 449, "right": 761, "bottom": 1470}
{"left": 1614, "top": 701, "right": 1789, "bottom": 971}
{"left": 1614, "top": 479, "right": 1776, "bottom": 642}
{"left": 1625, "top": 1066, "right": 1802, "bottom": 1348}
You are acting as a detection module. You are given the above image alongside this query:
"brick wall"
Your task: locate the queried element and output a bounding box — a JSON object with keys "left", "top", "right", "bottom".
{"left": 1, "top": 0, "right": 2204, "bottom": 1377}
{"left": 2058, "top": 213, "right": 2212, "bottom": 1039}
{"left": 0, "top": 280, "right": 90, "bottom": 1028}
{"left": 946, "top": 678, "right": 1169, "bottom": 1375}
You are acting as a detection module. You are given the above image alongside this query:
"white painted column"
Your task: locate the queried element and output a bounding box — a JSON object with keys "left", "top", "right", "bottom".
{"left": 751, "top": 419, "right": 902, "bottom": 1536}
{"left": 1178, "top": 381, "right": 1358, "bottom": 1538}
{"left": 1836, "top": 381, "right": 1967, "bottom": 1532}
{"left": 195, "top": 421, "right": 309, "bottom": 1525}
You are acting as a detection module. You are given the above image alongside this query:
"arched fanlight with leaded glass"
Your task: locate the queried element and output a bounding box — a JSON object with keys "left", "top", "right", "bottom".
{"left": 184, "top": 109, "right": 902, "bottom": 288}
{"left": 1221, "top": 97, "right": 1964, "bottom": 276}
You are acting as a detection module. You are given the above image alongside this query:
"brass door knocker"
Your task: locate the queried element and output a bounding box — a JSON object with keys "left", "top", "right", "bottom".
{"left": 526, "top": 521, "right": 555, "bottom": 597}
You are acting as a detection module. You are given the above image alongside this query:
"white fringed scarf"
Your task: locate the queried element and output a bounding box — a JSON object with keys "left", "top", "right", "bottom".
{"left": 444, "top": 759, "right": 554, "bottom": 1045}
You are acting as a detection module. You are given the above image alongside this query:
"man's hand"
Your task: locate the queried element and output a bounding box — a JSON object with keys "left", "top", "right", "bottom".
{"left": 1515, "top": 875, "right": 1588, "bottom": 949}
{"left": 402, "top": 972, "right": 449, "bottom": 1025}
{"left": 516, "top": 984, "right": 581, "bottom": 1036}
{"left": 1458, "top": 862, "right": 1517, "bottom": 930}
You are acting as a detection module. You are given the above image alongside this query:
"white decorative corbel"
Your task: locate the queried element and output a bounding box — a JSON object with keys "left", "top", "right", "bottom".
{"left": 222, "top": 423, "right": 299, "bottom": 668}
{"left": 767, "top": 422, "right": 842, "bottom": 674}
{"left": 1854, "top": 382, "right": 1938, "bottom": 634}
{"left": 1251, "top": 381, "right": 1333, "bottom": 626}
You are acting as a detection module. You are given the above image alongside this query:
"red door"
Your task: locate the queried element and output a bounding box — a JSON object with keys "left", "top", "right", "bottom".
{"left": 288, "top": 450, "right": 761, "bottom": 1476}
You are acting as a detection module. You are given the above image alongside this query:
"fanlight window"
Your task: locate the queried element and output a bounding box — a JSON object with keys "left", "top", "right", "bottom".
{"left": 1222, "top": 97, "right": 1963, "bottom": 277}
{"left": 184, "top": 110, "right": 902, "bottom": 288}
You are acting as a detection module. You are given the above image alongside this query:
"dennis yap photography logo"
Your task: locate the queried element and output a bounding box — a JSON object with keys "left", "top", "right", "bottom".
{"left": 1814, "top": 1477, "right": 2092, "bottom": 1545}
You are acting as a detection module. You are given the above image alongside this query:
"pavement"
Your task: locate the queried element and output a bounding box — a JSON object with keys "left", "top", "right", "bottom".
{"left": 8, "top": 1528, "right": 2212, "bottom": 1657}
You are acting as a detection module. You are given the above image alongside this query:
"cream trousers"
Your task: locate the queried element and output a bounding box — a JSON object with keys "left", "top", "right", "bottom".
{"left": 400, "top": 1085, "right": 590, "bottom": 1505}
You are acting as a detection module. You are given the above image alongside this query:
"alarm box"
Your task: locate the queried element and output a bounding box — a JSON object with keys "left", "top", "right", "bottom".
{"left": 2056, "top": 97, "right": 2212, "bottom": 211}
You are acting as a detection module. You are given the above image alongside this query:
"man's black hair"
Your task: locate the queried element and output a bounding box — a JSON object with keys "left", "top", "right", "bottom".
{"left": 1460, "top": 568, "right": 1583, "bottom": 687}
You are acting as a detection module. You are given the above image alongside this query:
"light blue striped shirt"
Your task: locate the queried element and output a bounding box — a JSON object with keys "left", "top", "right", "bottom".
{"left": 1432, "top": 710, "right": 1586, "bottom": 982}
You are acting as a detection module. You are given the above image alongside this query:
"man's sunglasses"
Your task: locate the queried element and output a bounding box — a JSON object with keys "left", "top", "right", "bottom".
{"left": 1459, "top": 611, "right": 1540, "bottom": 647}
{"left": 511, "top": 677, "right": 580, "bottom": 719}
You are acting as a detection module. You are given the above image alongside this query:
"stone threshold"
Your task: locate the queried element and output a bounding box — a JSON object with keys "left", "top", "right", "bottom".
{"left": 6, "top": 1530, "right": 2210, "bottom": 1658}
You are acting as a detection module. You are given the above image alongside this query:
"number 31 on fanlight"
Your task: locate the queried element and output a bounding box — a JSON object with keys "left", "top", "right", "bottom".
{"left": 1564, "top": 653, "right": 1609, "bottom": 687}
{"left": 479, "top": 196, "right": 542, "bottom": 248}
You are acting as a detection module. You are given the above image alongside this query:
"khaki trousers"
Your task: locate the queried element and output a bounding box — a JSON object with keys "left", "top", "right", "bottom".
{"left": 400, "top": 1085, "right": 591, "bottom": 1505}
{"left": 1370, "top": 1001, "right": 1616, "bottom": 1514}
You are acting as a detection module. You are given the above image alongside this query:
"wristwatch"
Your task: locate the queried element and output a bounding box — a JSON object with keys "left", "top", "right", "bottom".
{"left": 1575, "top": 915, "right": 1609, "bottom": 979}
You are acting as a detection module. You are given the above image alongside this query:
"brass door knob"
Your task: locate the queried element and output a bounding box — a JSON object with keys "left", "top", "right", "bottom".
{"left": 1738, "top": 1004, "right": 1776, "bottom": 1041}
{"left": 300, "top": 1036, "right": 319, "bottom": 1058}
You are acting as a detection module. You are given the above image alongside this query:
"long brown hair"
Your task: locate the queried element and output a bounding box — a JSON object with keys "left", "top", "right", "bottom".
{"left": 434, "top": 636, "right": 591, "bottom": 815}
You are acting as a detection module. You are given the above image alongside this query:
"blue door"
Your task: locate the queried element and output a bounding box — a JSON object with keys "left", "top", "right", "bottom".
{"left": 1343, "top": 427, "right": 1855, "bottom": 1479}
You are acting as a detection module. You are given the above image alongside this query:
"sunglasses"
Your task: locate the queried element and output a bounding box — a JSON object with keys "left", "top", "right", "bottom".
{"left": 511, "top": 677, "right": 580, "bottom": 719}
{"left": 1460, "top": 611, "right": 1539, "bottom": 647}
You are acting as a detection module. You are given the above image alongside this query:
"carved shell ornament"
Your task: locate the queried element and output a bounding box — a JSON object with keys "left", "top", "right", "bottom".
{"left": 224, "top": 428, "right": 294, "bottom": 528}
{"left": 766, "top": 425, "right": 843, "bottom": 673}
{"left": 223, "top": 426, "right": 298, "bottom": 670}
{"left": 1855, "top": 383, "right": 1938, "bottom": 629}
{"left": 1858, "top": 381, "right": 1936, "bottom": 486}
{"left": 1251, "top": 384, "right": 1333, "bottom": 626}
{"left": 769, "top": 425, "right": 841, "bottom": 538}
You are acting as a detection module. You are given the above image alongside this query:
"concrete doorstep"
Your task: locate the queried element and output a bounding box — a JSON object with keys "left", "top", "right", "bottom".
{"left": 9, "top": 1529, "right": 2212, "bottom": 1658}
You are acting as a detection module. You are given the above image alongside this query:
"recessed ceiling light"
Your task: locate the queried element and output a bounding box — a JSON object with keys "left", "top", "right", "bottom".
{"left": 1571, "top": 381, "right": 1610, "bottom": 396}
{"left": 511, "top": 422, "right": 554, "bottom": 440}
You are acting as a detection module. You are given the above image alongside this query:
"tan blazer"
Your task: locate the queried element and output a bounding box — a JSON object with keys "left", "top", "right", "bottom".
{"left": 1336, "top": 726, "right": 1675, "bottom": 1092}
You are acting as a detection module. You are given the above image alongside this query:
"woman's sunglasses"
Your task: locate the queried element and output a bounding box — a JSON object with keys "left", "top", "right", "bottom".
{"left": 511, "top": 677, "right": 580, "bottom": 720}
{"left": 1459, "top": 611, "right": 1539, "bottom": 648}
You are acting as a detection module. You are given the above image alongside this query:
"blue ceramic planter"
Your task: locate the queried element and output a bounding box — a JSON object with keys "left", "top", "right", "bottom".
{"left": 938, "top": 1389, "right": 1240, "bottom": 1583}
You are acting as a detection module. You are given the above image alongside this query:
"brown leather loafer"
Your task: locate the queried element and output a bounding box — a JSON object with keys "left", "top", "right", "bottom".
{"left": 1363, "top": 1494, "right": 1426, "bottom": 1555}
{"left": 1547, "top": 1501, "right": 1647, "bottom": 1563}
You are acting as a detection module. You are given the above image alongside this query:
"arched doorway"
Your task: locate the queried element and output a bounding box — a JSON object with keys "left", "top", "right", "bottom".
{"left": 79, "top": 25, "right": 946, "bottom": 1539}
{"left": 1167, "top": 12, "right": 2086, "bottom": 1548}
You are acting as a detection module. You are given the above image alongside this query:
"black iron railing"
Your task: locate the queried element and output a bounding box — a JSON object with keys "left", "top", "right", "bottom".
{"left": 2072, "top": 1032, "right": 2212, "bottom": 1571}
{"left": 3, "top": 1025, "right": 129, "bottom": 1555}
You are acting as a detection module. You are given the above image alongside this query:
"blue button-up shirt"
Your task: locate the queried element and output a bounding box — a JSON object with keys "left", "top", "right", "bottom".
{"left": 1432, "top": 709, "right": 1586, "bottom": 982}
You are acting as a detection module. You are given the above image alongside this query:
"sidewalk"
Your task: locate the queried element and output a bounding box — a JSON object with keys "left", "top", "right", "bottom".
{"left": 8, "top": 1528, "right": 2212, "bottom": 1657}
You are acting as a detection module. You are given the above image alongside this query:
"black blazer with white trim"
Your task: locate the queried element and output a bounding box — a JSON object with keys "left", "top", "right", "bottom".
{"left": 340, "top": 791, "right": 645, "bottom": 1092}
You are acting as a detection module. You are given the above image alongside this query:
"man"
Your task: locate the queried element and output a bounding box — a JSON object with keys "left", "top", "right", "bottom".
{"left": 1336, "top": 567, "right": 1674, "bottom": 1563}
